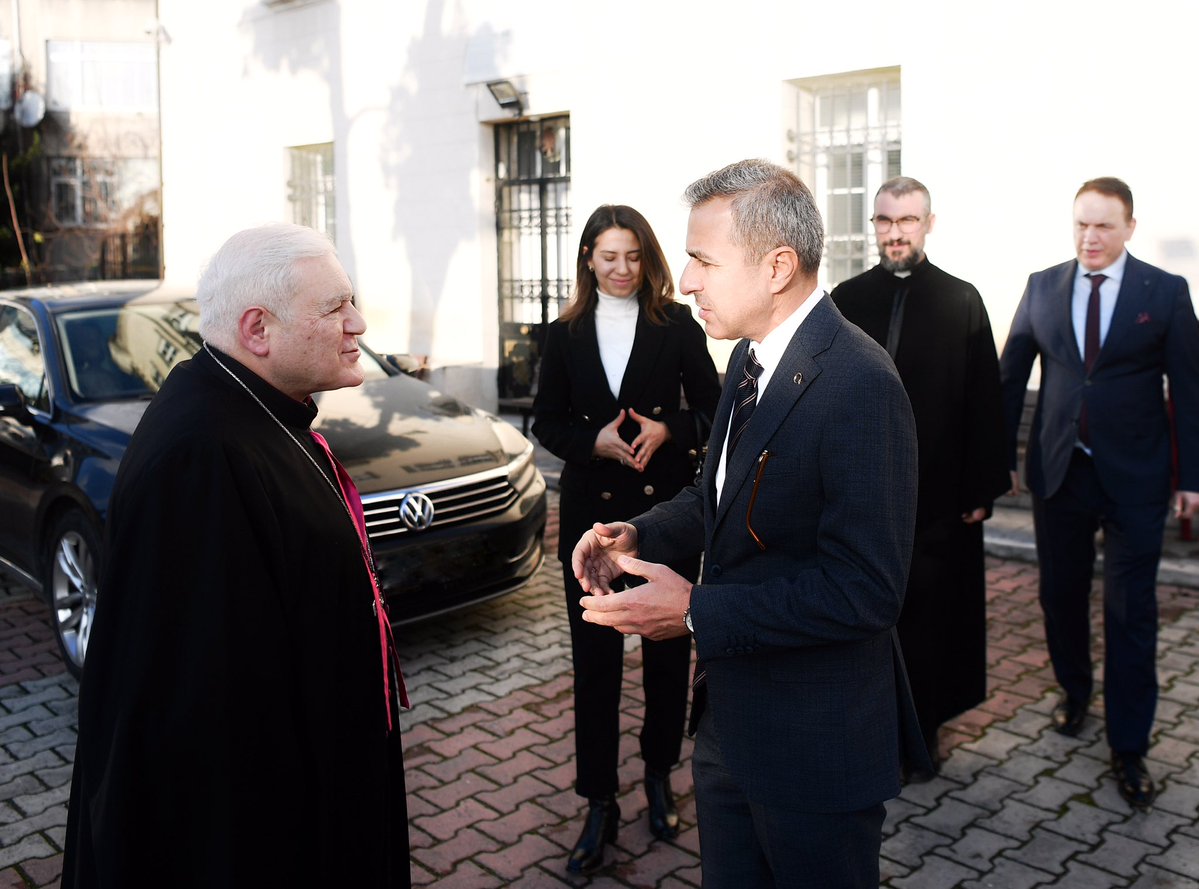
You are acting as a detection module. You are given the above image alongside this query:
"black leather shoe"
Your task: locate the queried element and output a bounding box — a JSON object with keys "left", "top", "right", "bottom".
{"left": 566, "top": 797, "right": 619, "bottom": 874}
{"left": 645, "top": 768, "right": 679, "bottom": 840}
{"left": 1112, "top": 752, "right": 1156, "bottom": 810}
{"left": 1051, "top": 696, "right": 1087, "bottom": 736}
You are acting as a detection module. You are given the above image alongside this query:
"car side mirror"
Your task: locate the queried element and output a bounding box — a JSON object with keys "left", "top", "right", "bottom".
{"left": 0, "top": 383, "right": 32, "bottom": 424}
{"left": 382, "top": 353, "right": 428, "bottom": 380}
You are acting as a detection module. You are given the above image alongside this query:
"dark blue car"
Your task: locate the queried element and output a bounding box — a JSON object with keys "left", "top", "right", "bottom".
{"left": 0, "top": 282, "right": 547, "bottom": 677}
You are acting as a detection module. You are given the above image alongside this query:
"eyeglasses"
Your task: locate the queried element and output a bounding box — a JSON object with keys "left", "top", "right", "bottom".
{"left": 870, "top": 215, "right": 926, "bottom": 234}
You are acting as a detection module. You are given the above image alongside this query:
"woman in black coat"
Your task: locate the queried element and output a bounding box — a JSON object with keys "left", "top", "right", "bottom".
{"left": 533, "top": 205, "right": 721, "bottom": 875}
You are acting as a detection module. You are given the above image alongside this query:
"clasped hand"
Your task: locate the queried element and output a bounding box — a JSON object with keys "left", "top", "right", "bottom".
{"left": 571, "top": 521, "right": 691, "bottom": 640}
{"left": 591, "top": 408, "right": 670, "bottom": 472}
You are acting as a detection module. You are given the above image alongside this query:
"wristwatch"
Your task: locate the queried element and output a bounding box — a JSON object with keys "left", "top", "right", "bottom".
{"left": 683, "top": 608, "right": 694, "bottom": 634}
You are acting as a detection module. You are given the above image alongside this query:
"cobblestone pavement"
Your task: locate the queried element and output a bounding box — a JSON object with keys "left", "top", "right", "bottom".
{"left": 1, "top": 491, "right": 1198, "bottom": 887}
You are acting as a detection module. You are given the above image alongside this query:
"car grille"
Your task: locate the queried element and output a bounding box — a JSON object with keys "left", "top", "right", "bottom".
{"left": 362, "top": 466, "right": 518, "bottom": 542}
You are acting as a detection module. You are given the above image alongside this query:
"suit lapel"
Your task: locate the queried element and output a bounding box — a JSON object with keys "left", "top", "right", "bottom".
{"left": 617, "top": 308, "right": 665, "bottom": 405}
{"left": 713, "top": 298, "right": 834, "bottom": 531}
{"left": 1052, "top": 261, "right": 1084, "bottom": 369}
{"left": 576, "top": 312, "right": 620, "bottom": 413}
{"left": 1095, "top": 253, "right": 1147, "bottom": 371}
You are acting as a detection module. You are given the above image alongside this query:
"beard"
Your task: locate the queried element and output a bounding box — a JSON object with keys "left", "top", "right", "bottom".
{"left": 879, "top": 241, "right": 925, "bottom": 274}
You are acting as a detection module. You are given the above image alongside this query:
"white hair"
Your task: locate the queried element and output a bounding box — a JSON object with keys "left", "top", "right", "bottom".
{"left": 195, "top": 223, "right": 337, "bottom": 347}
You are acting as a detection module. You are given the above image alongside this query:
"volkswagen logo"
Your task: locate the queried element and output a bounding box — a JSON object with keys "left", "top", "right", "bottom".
{"left": 398, "top": 492, "right": 436, "bottom": 531}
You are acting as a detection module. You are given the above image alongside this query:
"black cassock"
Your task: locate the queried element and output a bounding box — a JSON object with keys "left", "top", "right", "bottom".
{"left": 833, "top": 260, "right": 1009, "bottom": 753}
{"left": 62, "top": 346, "right": 409, "bottom": 889}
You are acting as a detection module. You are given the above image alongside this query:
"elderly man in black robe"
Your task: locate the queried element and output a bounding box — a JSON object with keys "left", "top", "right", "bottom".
{"left": 62, "top": 223, "right": 411, "bottom": 888}
{"left": 833, "top": 177, "right": 1009, "bottom": 773}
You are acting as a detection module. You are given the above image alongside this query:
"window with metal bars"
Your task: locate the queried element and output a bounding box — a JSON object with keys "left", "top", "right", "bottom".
{"left": 287, "top": 143, "right": 335, "bottom": 243}
{"left": 493, "top": 115, "right": 572, "bottom": 399}
{"left": 792, "top": 68, "right": 901, "bottom": 287}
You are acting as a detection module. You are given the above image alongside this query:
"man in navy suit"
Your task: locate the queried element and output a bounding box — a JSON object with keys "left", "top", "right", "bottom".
{"left": 574, "top": 159, "right": 922, "bottom": 888}
{"left": 999, "top": 177, "right": 1199, "bottom": 809}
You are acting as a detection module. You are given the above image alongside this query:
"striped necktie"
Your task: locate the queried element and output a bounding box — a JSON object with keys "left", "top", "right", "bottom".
{"left": 727, "top": 348, "right": 764, "bottom": 458}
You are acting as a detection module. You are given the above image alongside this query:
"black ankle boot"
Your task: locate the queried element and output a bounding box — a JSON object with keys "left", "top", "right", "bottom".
{"left": 645, "top": 767, "right": 679, "bottom": 840}
{"left": 566, "top": 797, "right": 619, "bottom": 874}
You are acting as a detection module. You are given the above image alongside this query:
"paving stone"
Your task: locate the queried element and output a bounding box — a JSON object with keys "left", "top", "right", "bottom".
{"left": 1040, "top": 798, "right": 1129, "bottom": 845}
{"left": 409, "top": 825, "right": 502, "bottom": 878}
{"left": 911, "top": 798, "right": 991, "bottom": 840}
{"left": 975, "top": 799, "right": 1057, "bottom": 841}
{"left": 0, "top": 835, "right": 56, "bottom": 871}
{"left": 1011, "top": 775, "right": 1090, "bottom": 812}
{"left": 1002, "top": 826, "right": 1090, "bottom": 875}
{"left": 1144, "top": 833, "right": 1199, "bottom": 880}
{"left": 1127, "top": 864, "right": 1199, "bottom": 888}
{"left": 964, "top": 727, "right": 1036, "bottom": 761}
{"left": 938, "top": 825, "right": 1022, "bottom": 872}
{"left": 889, "top": 854, "right": 980, "bottom": 889}
{"left": 1051, "top": 860, "right": 1134, "bottom": 888}
{"left": 880, "top": 822, "right": 954, "bottom": 868}
{"left": 1109, "top": 809, "right": 1192, "bottom": 848}
{"left": 883, "top": 795, "right": 927, "bottom": 835}
{"left": 474, "top": 833, "right": 575, "bottom": 882}
{"left": 1079, "top": 831, "right": 1164, "bottom": 878}
{"left": 1152, "top": 778, "right": 1199, "bottom": 819}
{"left": 958, "top": 857, "right": 1056, "bottom": 889}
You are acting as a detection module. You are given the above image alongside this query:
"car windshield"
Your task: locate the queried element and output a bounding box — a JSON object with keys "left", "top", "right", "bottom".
{"left": 57, "top": 299, "right": 387, "bottom": 402}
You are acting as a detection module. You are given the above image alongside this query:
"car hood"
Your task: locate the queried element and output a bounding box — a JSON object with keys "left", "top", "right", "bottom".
{"left": 73, "top": 376, "right": 513, "bottom": 496}
{"left": 312, "top": 374, "right": 511, "bottom": 494}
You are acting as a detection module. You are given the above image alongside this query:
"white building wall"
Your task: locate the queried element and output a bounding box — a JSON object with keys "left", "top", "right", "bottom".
{"left": 156, "top": 0, "right": 1199, "bottom": 407}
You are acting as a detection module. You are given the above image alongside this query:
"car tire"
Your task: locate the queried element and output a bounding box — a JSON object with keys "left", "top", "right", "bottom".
{"left": 43, "top": 510, "right": 101, "bottom": 679}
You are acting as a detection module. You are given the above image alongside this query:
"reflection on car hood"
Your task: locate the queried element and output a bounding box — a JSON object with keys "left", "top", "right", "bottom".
{"left": 75, "top": 399, "right": 153, "bottom": 439}
{"left": 312, "top": 374, "right": 508, "bottom": 494}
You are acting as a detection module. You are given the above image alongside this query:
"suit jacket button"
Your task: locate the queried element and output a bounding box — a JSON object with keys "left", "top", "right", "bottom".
{"left": 652, "top": 406, "right": 663, "bottom": 415}
{"left": 709, "top": 564, "right": 722, "bottom": 577}
{"left": 643, "top": 485, "right": 654, "bottom": 496}
{"left": 600, "top": 491, "right": 613, "bottom": 500}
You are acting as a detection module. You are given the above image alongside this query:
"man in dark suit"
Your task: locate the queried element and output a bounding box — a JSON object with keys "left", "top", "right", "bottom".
{"left": 574, "top": 159, "right": 922, "bottom": 888}
{"left": 999, "top": 177, "right": 1199, "bottom": 810}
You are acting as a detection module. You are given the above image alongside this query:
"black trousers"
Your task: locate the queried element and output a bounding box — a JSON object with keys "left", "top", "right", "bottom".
{"left": 1032, "top": 450, "right": 1166, "bottom": 756}
{"left": 691, "top": 709, "right": 885, "bottom": 888}
{"left": 562, "top": 558, "right": 695, "bottom": 799}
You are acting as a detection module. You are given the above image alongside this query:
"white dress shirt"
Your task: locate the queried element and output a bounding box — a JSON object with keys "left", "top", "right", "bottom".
{"left": 715, "top": 288, "right": 825, "bottom": 502}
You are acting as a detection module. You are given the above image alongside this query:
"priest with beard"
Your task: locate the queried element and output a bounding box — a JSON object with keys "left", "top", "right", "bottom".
{"left": 62, "top": 224, "right": 411, "bottom": 888}
{"left": 832, "top": 177, "right": 1009, "bottom": 775}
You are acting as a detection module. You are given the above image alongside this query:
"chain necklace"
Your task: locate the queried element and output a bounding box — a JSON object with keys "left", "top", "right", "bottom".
{"left": 202, "top": 342, "right": 382, "bottom": 588}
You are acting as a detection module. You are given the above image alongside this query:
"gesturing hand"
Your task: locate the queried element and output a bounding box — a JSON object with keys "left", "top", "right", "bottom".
{"left": 572, "top": 521, "right": 639, "bottom": 595}
{"left": 580, "top": 555, "right": 692, "bottom": 640}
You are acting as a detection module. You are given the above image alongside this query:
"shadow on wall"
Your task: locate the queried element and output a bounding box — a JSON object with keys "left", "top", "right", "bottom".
{"left": 246, "top": 1, "right": 502, "bottom": 408}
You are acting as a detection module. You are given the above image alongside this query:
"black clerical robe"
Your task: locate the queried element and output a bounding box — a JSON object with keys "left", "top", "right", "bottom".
{"left": 62, "top": 346, "right": 409, "bottom": 889}
{"left": 833, "top": 260, "right": 1009, "bottom": 751}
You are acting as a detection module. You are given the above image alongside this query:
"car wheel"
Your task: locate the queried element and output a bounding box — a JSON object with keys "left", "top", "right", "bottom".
{"left": 44, "top": 510, "right": 101, "bottom": 679}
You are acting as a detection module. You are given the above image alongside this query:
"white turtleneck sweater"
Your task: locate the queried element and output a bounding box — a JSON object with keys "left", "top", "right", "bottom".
{"left": 594, "top": 290, "right": 639, "bottom": 399}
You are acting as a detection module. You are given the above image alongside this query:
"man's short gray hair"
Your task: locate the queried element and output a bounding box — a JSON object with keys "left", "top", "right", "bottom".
{"left": 683, "top": 159, "right": 825, "bottom": 276}
{"left": 196, "top": 223, "right": 338, "bottom": 346}
{"left": 876, "top": 176, "right": 931, "bottom": 215}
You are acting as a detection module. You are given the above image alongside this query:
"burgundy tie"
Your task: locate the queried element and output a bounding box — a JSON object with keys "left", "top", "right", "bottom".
{"left": 1079, "top": 273, "right": 1107, "bottom": 446}
{"left": 311, "top": 430, "right": 408, "bottom": 729}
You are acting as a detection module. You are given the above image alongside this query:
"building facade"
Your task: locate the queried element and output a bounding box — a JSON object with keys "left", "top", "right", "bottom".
{"left": 0, "top": 0, "right": 160, "bottom": 286}
{"left": 152, "top": 0, "right": 1197, "bottom": 408}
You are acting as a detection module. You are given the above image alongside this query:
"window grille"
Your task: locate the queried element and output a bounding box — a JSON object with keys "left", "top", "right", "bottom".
{"left": 287, "top": 143, "right": 336, "bottom": 243}
{"left": 494, "top": 116, "right": 571, "bottom": 399}
{"left": 792, "top": 68, "right": 901, "bottom": 287}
